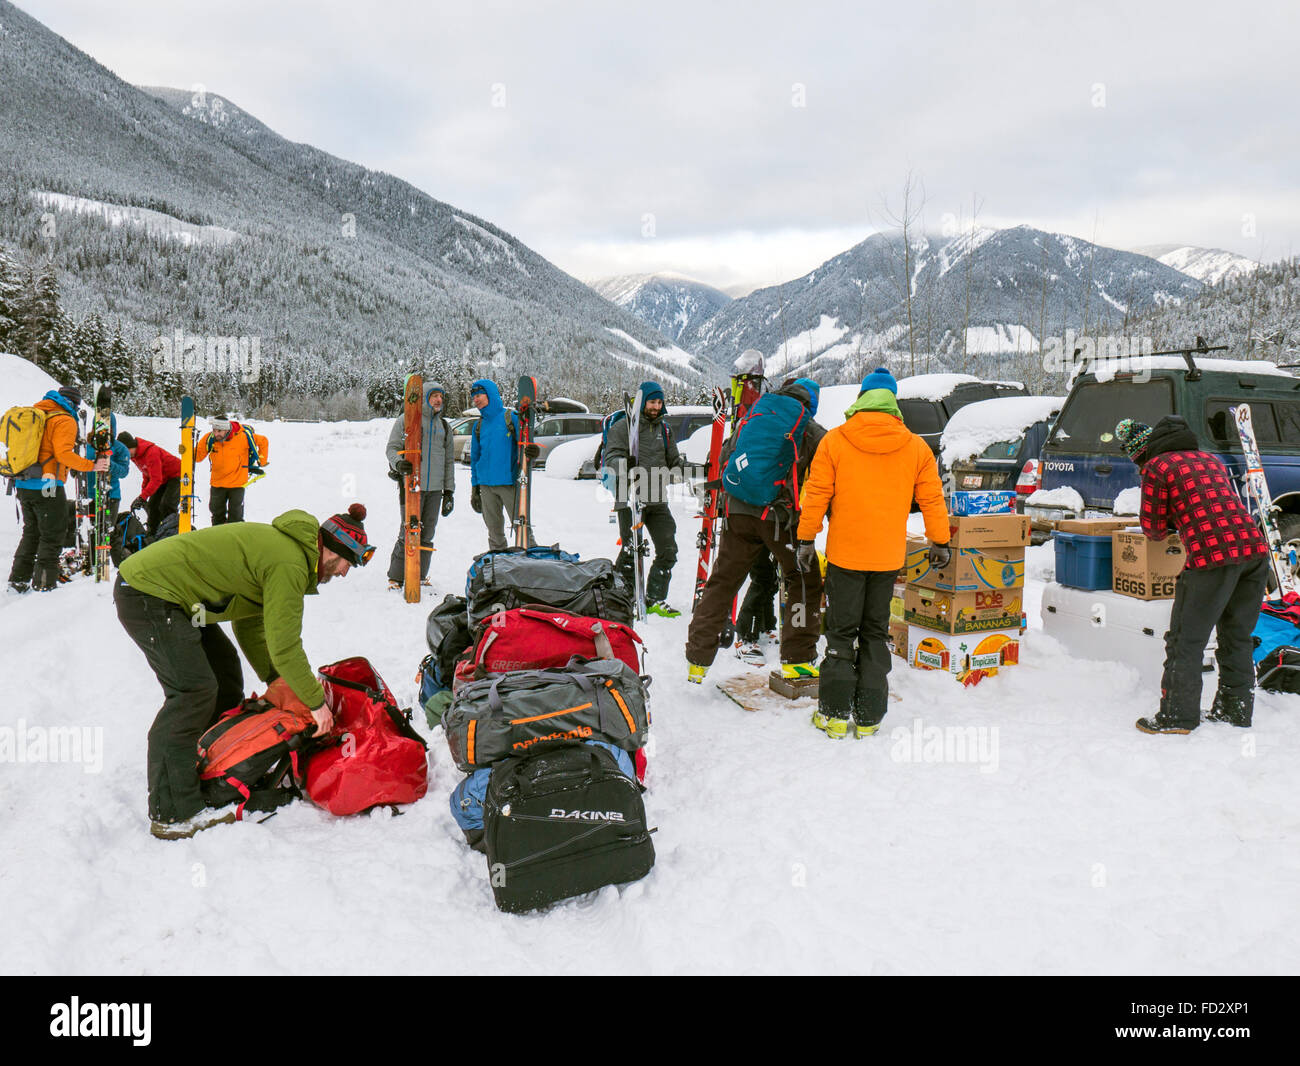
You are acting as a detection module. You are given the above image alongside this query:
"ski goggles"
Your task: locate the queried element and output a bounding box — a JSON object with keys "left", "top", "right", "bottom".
{"left": 320, "top": 519, "right": 375, "bottom": 566}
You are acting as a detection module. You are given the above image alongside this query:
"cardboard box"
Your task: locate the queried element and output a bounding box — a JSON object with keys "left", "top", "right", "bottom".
{"left": 890, "top": 580, "right": 906, "bottom": 623}
{"left": 889, "top": 620, "right": 909, "bottom": 657}
{"left": 950, "top": 490, "right": 1017, "bottom": 516}
{"left": 947, "top": 513, "right": 1032, "bottom": 550}
{"left": 1056, "top": 518, "right": 1134, "bottom": 536}
{"left": 905, "top": 624, "right": 1022, "bottom": 679}
{"left": 904, "top": 585, "right": 1024, "bottom": 634}
{"left": 1111, "top": 531, "right": 1186, "bottom": 600}
{"left": 905, "top": 538, "right": 1026, "bottom": 592}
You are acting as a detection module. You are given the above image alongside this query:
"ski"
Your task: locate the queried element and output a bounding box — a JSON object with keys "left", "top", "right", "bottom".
{"left": 402, "top": 373, "right": 423, "bottom": 603}
{"left": 624, "top": 388, "right": 648, "bottom": 621}
{"left": 513, "top": 375, "right": 537, "bottom": 548}
{"left": 1232, "top": 402, "right": 1299, "bottom": 599}
{"left": 694, "top": 386, "right": 729, "bottom": 605}
{"left": 90, "top": 384, "right": 113, "bottom": 580}
{"left": 178, "top": 396, "right": 197, "bottom": 534}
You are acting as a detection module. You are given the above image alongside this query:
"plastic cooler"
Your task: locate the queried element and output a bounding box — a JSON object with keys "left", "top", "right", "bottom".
{"left": 1054, "top": 532, "right": 1113, "bottom": 591}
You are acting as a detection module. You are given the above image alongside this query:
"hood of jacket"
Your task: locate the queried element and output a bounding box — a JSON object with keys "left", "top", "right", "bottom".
{"left": 272, "top": 509, "right": 322, "bottom": 588}
{"left": 790, "top": 378, "right": 820, "bottom": 416}
{"left": 1141, "top": 414, "right": 1199, "bottom": 463}
{"left": 840, "top": 408, "right": 915, "bottom": 454}
{"left": 845, "top": 388, "right": 902, "bottom": 421}
{"left": 471, "top": 379, "right": 504, "bottom": 418}
{"left": 638, "top": 380, "right": 665, "bottom": 415}
{"left": 40, "top": 390, "right": 79, "bottom": 420}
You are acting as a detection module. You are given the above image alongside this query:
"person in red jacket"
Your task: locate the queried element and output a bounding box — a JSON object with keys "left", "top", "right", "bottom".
{"left": 1116, "top": 415, "right": 1270, "bottom": 733}
{"left": 117, "top": 432, "right": 183, "bottom": 537}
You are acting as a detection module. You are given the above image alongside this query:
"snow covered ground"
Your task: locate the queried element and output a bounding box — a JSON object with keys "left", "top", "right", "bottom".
{"left": 2, "top": 413, "right": 1299, "bottom": 976}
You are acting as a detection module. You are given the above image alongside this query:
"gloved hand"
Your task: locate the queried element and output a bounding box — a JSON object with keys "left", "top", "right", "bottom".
{"left": 796, "top": 540, "right": 818, "bottom": 573}
{"left": 523, "top": 443, "right": 541, "bottom": 460}
{"left": 928, "top": 542, "right": 952, "bottom": 569}
{"left": 441, "top": 493, "right": 454, "bottom": 517}
{"left": 470, "top": 486, "right": 482, "bottom": 514}
{"left": 394, "top": 459, "right": 413, "bottom": 476}
{"left": 130, "top": 495, "right": 145, "bottom": 511}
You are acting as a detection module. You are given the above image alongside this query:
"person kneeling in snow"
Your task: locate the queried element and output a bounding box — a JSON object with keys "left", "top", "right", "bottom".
{"left": 114, "top": 503, "right": 372, "bottom": 838}
{"left": 1116, "top": 416, "right": 1269, "bottom": 734}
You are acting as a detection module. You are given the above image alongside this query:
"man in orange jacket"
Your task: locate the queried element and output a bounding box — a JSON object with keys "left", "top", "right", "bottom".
{"left": 7, "top": 385, "right": 109, "bottom": 593}
{"left": 196, "top": 415, "right": 267, "bottom": 525}
{"left": 796, "top": 368, "right": 951, "bottom": 739}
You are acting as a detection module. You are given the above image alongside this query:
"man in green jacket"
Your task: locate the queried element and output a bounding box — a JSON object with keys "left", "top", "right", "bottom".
{"left": 115, "top": 503, "right": 372, "bottom": 838}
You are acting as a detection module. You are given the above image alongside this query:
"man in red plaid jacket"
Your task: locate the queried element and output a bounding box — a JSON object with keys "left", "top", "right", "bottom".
{"left": 1116, "top": 415, "right": 1269, "bottom": 733}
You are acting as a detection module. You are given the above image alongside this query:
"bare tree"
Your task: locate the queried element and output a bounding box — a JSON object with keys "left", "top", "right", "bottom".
{"left": 872, "top": 171, "right": 927, "bottom": 376}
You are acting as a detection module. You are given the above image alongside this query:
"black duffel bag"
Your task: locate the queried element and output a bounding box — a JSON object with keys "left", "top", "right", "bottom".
{"left": 425, "top": 593, "right": 474, "bottom": 687}
{"left": 465, "top": 546, "right": 633, "bottom": 627}
{"left": 484, "top": 743, "right": 655, "bottom": 913}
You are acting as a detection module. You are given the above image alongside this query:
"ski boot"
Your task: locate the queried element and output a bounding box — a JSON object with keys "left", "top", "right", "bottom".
{"left": 647, "top": 600, "right": 681, "bottom": 618}
{"left": 1205, "top": 689, "right": 1254, "bottom": 727}
{"left": 687, "top": 663, "right": 708, "bottom": 685}
{"left": 150, "top": 807, "right": 239, "bottom": 840}
{"left": 6, "top": 581, "right": 30, "bottom": 595}
{"left": 810, "top": 710, "right": 848, "bottom": 740}
{"left": 735, "top": 641, "right": 765, "bottom": 666}
{"left": 387, "top": 580, "right": 402, "bottom": 592}
{"left": 1135, "top": 712, "right": 1195, "bottom": 735}
{"left": 780, "top": 662, "right": 819, "bottom": 680}
{"left": 853, "top": 723, "right": 880, "bottom": 739}
{"left": 421, "top": 578, "right": 434, "bottom": 588}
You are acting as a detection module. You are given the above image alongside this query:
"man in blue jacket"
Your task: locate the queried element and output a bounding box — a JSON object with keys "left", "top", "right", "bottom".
{"left": 468, "top": 379, "right": 538, "bottom": 550}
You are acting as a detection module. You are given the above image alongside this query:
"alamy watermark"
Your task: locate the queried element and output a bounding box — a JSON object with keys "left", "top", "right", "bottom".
{"left": 1042, "top": 330, "right": 1155, "bottom": 382}
{"left": 889, "top": 718, "right": 999, "bottom": 773}
{"left": 151, "top": 330, "right": 261, "bottom": 383}
{"left": 0, "top": 719, "right": 103, "bottom": 773}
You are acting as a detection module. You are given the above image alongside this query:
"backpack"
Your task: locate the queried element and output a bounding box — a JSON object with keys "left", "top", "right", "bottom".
{"left": 442, "top": 657, "right": 650, "bottom": 773}
{"left": 465, "top": 546, "right": 633, "bottom": 627}
{"left": 305, "top": 657, "right": 429, "bottom": 816}
{"left": 483, "top": 743, "right": 655, "bottom": 913}
{"left": 0, "top": 405, "right": 52, "bottom": 480}
{"left": 453, "top": 606, "right": 644, "bottom": 688}
{"left": 422, "top": 594, "right": 474, "bottom": 690}
{"left": 450, "top": 739, "right": 637, "bottom": 852}
{"left": 1254, "top": 594, "right": 1300, "bottom": 694}
{"left": 196, "top": 696, "right": 320, "bottom": 819}
{"left": 721, "top": 391, "right": 810, "bottom": 509}
{"left": 111, "top": 510, "right": 148, "bottom": 566}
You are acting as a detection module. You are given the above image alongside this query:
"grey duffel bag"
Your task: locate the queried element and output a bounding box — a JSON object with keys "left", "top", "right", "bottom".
{"left": 442, "top": 657, "right": 649, "bottom": 772}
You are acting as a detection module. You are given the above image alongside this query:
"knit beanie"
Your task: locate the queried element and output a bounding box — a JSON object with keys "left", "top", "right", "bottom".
{"left": 211, "top": 416, "right": 232, "bottom": 435}
{"left": 320, "top": 503, "right": 372, "bottom": 565}
{"left": 792, "top": 377, "right": 821, "bottom": 416}
{"left": 58, "top": 385, "right": 83, "bottom": 407}
{"left": 1115, "top": 419, "right": 1154, "bottom": 462}
{"left": 117, "top": 431, "right": 137, "bottom": 451}
{"left": 859, "top": 368, "right": 897, "bottom": 395}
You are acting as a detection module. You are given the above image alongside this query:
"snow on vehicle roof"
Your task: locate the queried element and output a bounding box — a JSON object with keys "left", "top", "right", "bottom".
{"left": 895, "top": 373, "right": 1024, "bottom": 401}
{"left": 940, "top": 395, "right": 1065, "bottom": 467}
{"left": 1088, "top": 356, "right": 1293, "bottom": 382}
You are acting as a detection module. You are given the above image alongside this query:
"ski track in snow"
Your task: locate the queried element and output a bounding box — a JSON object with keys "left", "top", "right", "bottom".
{"left": 2, "top": 416, "right": 1299, "bottom": 975}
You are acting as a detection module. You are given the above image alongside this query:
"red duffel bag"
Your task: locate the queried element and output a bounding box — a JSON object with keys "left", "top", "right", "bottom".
{"left": 452, "top": 606, "right": 643, "bottom": 690}
{"left": 306, "top": 657, "right": 429, "bottom": 815}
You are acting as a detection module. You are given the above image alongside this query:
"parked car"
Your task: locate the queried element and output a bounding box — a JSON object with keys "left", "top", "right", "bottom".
{"left": 940, "top": 395, "right": 1064, "bottom": 503}
{"left": 897, "top": 374, "right": 1029, "bottom": 455}
{"left": 577, "top": 405, "right": 715, "bottom": 479}
{"left": 1026, "top": 356, "right": 1300, "bottom": 567}
{"left": 456, "top": 411, "right": 605, "bottom": 468}
{"left": 450, "top": 414, "right": 479, "bottom": 465}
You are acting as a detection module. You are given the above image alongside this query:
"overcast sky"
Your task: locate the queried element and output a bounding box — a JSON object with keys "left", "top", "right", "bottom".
{"left": 18, "top": 0, "right": 1300, "bottom": 294}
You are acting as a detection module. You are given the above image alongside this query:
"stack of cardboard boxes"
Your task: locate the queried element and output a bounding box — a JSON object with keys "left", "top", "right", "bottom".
{"left": 1053, "top": 517, "right": 1186, "bottom": 601}
{"left": 889, "top": 493, "right": 1030, "bottom": 684}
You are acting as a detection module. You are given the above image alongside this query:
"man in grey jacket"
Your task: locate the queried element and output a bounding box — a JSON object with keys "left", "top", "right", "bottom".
{"left": 386, "top": 379, "right": 455, "bottom": 589}
{"left": 603, "top": 380, "right": 685, "bottom": 617}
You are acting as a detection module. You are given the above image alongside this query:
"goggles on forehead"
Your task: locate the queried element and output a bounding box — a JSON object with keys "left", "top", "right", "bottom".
{"left": 321, "top": 519, "right": 375, "bottom": 565}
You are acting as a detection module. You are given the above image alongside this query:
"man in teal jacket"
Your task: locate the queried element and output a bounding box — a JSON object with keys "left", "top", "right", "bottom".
{"left": 115, "top": 503, "right": 372, "bottom": 838}
{"left": 468, "top": 379, "right": 538, "bottom": 549}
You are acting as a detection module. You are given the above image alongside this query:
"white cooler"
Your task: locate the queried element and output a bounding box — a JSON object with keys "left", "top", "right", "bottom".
{"left": 1039, "top": 582, "right": 1216, "bottom": 690}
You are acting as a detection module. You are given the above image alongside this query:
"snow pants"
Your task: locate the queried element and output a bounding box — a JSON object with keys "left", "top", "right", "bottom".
{"left": 479, "top": 484, "right": 534, "bottom": 551}
{"left": 616, "top": 503, "right": 677, "bottom": 605}
{"left": 735, "top": 551, "right": 779, "bottom": 642}
{"left": 9, "top": 486, "right": 67, "bottom": 591}
{"left": 114, "top": 577, "right": 246, "bottom": 823}
{"left": 686, "top": 512, "right": 822, "bottom": 667}
{"left": 387, "top": 486, "right": 443, "bottom": 582}
{"left": 1161, "top": 556, "right": 1268, "bottom": 727}
{"left": 820, "top": 563, "right": 895, "bottom": 724}
{"left": 146, "top": 477, "right": 181, "bottom": 537}
{"left": 209, "top": 486, "right": 245, "bottom": 525}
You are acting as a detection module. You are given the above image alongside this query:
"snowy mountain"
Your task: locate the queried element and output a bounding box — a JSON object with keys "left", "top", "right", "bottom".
{"left": 1131, "top": 244, "right": 1259, "bottom": 286}
{"left": 0, "top": 0, "right": 707, "bottom": 413}
{"left": 590, "top": 273, "right": 732, "bottom": 344}
{"left": 685, "top": 226, "right": 1204, "bottom": 383}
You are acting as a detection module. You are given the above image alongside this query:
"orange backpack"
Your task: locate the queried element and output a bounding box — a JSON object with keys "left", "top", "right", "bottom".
{"left": 196, "top": 697, "right": 320, "bottom": 819}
